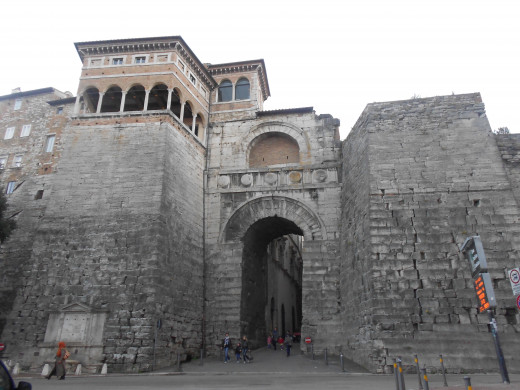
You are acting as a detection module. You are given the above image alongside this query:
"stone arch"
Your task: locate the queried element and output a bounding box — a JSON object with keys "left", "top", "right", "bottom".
{"left": 221, "top": 196, "right": 326, "bottom": 243}
{"left": 242, "top": 122, "right": 311, "bottom": 165}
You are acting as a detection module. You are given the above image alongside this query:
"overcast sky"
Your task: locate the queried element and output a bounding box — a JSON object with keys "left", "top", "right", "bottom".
{"left": 1, "top": 0, "right": 518, "bottom": 139}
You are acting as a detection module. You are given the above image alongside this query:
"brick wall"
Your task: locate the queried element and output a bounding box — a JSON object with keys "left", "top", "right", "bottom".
{"left": 249, "top": 132, "right": 300, "bottom": 167}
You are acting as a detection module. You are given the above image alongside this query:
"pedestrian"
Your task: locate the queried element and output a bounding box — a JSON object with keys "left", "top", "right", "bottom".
{"left": 242, "top": 335, "right": 250, "bottom": 363}
{"left": 272, "top": 327, "right": 278, "bottom": 350}
{"left": 46, "top": 341, "right": 70, "bottom": 380}
{"left": 267, "top": 334, "right": 272, "bottom": 350}
{"left": 277, "top": 335, "right": 285, "bottom": 351}
{"left": 284, "top": 332, "right": 292, "bottom": 357}
{"left": 235, "top": 342, "right": 242, "bottom": 363}
{"left": 221, "top": 332, "right": 232, "bottom": 363}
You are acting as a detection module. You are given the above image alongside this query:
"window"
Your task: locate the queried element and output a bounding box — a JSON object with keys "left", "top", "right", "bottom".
{"left": 6, "top": 181, "right": 16, "bottom": 194}
{"left": 4, "top": 127, "right": 15, "bottom": 140}
{"left": 235, "top": 78, "right": 250, "bottom": 100}
{"left": 135, "top": 56, "right": 146, "bottom": 64}
{"left": 13, "top": 155, "right": 22, "bottom": 167}
{"left": 56, "top": 107, "right": 63, "bottom": 115}
{"left": 14, "top": 99, "right": 22, "bottom": 110}
{"left": 20, "top": 124, "right": 31, "bottom": 137}
{"left": 218, "top": 80, "right": 233, "bottom": 102}
{"left": 0, "top": 157, "right": 6, "bottom": 169}
{"left": 112, "top": 58, "right": 123, "bottom": 65}
{"left": 45, "top": 134, "right": 55, "bottom": 153}
{"left": 189, "top": 73, "right": 196, "bottom": 86}
{"left": 178, "top": 60, "right": 185, "bottom": 72}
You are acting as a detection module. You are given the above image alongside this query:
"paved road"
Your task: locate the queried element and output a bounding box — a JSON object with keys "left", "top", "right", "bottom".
{"left": 11, "top": 347, "right": 520, "bottom": 390}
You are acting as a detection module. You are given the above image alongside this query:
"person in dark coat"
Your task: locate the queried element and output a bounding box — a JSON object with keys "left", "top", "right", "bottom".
{"left": 46, "top": 341, "right": 69, "bottom": 380}
{"left": 221, "top": 332, "right": 232, "bottom": 363}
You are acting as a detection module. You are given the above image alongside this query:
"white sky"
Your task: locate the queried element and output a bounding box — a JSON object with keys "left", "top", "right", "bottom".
{"left": 0, "top": 0, "right": 518, "bottom": 139}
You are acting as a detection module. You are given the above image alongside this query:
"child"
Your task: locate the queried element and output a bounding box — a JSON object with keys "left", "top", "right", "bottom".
{"left": 235, "top": 342, "right": 242, "bottom": 363}
{"left": 277, "top": 336, "right": 285, "bottom": 351}
{"left": 267, "top": 334, "right": 272, "bottom": 350}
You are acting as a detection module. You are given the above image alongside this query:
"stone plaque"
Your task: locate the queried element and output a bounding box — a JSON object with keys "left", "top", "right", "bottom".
{"left": 265, "top": 172, "right": 277, "bottom": 185}
{"left": 61, "top": 313, "right": 88, "bottom": 342}
{"left": 217, "top": 175, "right": 230, "bottom": 188}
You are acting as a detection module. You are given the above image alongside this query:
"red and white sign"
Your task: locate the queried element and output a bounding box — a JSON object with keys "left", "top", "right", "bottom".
{"left": 516, "top": 295, "right": 520, "bottom": 310}
{"left": 0, "top": 343, "right": 5, "bottom": 352}
{"left": 304, "top": 337, "right": 312, "bottom": 344}
{"left": 508, "top": 268, "right": 520, "bottom": 296}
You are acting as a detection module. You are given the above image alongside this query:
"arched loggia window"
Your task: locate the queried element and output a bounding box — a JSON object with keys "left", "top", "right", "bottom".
{"left": 235, "top": 78, "right": 250, "bottom": 100}
{"left": 217, "top": 80, "right": 232, "bottom": 102}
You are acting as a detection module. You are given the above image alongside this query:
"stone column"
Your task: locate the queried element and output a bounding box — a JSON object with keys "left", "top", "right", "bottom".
{"left": 120, "top": 91, "right": 127, "bottom": 112}
{"left": 180, "top": 102, "right": 185, "bottom": 123}
{"left": 96, "top": 92, "right": 104, "bottom": 114}
{"left": 73, "top": 94, "right": 81, "bottom": 115}
{"left": 192, "top": 113, "right": 198, "bottom": 133}
{"left": 143, "top": 90, "right": 150, "bottom": 111}
{"left": 167, "top": 89, "right": 172, "bottom": 111}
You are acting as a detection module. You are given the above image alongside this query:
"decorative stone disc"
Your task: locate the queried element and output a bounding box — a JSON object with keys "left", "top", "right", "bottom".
{"left": 288, "top": 171, "right": 302, "bottom": 183}
{"left": 240, "top": 174, "right": 253, "bottom": 187}
{"left": 264, "top": 172, "right": 277, "bottom": 185}
{"left": 217, "top": 175, "right": 230, "bottom": 188}
{"left": 313, "top": 169, "right": 328, "bottom": 183}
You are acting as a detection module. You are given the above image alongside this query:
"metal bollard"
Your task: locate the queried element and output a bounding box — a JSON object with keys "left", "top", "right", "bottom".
{"left": 394, "top": 358, "right": 400, "bottom": 390}
{"left": 420, "top": 367, "right": 429, "bottom": 390}
{"left": 177, "top": 352, "right": 181, "bottom": 371}
{"left": 464, "top": 376, "right": 472, "bottom": 390}
{"left": 340, "top": 353, "right": 345, "bottom": 372}
{"left": 397, "top": 357, "right": 406, "bottom": 390}
{"left": 199, "top": 348, "right": 204, "bottom": 366}
{"left": 311, "top": 344, "right": 315, "bottom": 360}
{"left": 439, "top": 354, "right": 448, "bottom": 387}
{"left": 414, "top": 354, "right": 423, "bottom": 390}
{"left": 324, "top": 348, "right": 328, "bottom": 365}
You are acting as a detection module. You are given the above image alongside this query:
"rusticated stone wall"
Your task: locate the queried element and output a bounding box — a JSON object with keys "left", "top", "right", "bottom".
{"left": 0, "top": 114, "right": 205, "bottom": 372}
{"left": 341, "top": 93, "right": 520, "bottom": 373}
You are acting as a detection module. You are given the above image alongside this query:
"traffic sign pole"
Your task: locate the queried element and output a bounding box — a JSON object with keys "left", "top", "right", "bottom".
{"left": 488, "top": 310, "right": 510, "bottom": 384}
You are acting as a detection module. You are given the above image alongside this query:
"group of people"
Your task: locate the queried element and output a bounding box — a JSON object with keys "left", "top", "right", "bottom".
{"left": 221, "top": 333, "right": 251, "bottom": 363}
{"left": 267, "top": 327, "right": 293, "bottom": 357}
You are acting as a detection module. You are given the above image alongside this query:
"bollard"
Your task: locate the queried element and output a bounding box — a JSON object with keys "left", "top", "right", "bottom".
{"left": 397, "top": 357, "right": 406, "bottom": 390}
{"left": 101, "top": 363, "right": 108, "bottom": 375}
{"left": 394, "top": 358, "right": 400, "bottom": 390}
{"left": 464, "top": 376, "right": 472, "bottom": 390}
{"left": 311, "top": 344, "right": 315, "bottom": 360}
{"left": 414, "top": 354, "right": 423, "bottom": 390}
{"left": 439, "top": 354, "right": 448, "bottom": 387}
{"left": 41, "top": 363, "right": 50, "bottom": 377}
{"left": 177, "top": 352, "right": 181, "bottom": 371}
{"left": 324, "top": 348, "right": 328, "bottom": 365}
{"left": 199, "top": 348, "right": 204, "bottom": 366}
{"left": 75, "top": 363, "right": 82, "bottom": 376}
{"left": 420, "top": 367, "right": 429, "bottom": 390}
{"left": 12, "top": 363, "right": 20, "bottom": 375}
{"left": 340, "top": 353, "right": 345, "bottom": 372}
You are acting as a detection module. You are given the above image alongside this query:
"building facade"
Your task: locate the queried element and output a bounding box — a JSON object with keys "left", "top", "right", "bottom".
{"left": 0, "top": 36, "right": 519, "bottom": 374}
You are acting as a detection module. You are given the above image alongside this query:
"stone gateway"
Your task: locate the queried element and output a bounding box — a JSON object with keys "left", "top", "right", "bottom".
{"left": 0, "top": 36, "right": 519, "bottom": 374}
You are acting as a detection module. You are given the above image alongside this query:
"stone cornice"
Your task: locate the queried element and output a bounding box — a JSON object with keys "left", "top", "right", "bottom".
{"left": 75, "top": 36, "right": 217, "bottom": 90}
{"left": 208, "top": 60, "right": 270, "bottom": 101}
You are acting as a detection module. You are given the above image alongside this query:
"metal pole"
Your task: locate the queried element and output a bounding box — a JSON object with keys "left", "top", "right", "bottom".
{"left": 488, "top": 310, "right": 510, "bottom": 384}
{"left": 324, "top": 348, "right": 328, "bottom": 365}
{"left": 420, "top": 367, "right": 429, "bottom": 390}
{"left": 153, "top": 325, "right": 157, "bottom": 371}
{"left": 397, "top": 357, "right": 406, "bottom": 390}
{"left": 199, "top": 348, "right": 203, "bottom": 366}
{"left": 311, "top": 343, "right": 315, "bottom": 360}
{"left": 439, "top": 354, "right": 448, "bottom": 387}
{"left": 464, "top": 376, "right": 472, "bottom": 390}
{"left": 414, "top": 354, "right": 423, "bottom": 390}
{"left": 177, "top": 352, "right": 181, "bottom": 371}
{"left": 340, "top": 353, "right": 345, "bottom": 372}
{"left": 394, "top": 358, "right": 400, "bottom": 390}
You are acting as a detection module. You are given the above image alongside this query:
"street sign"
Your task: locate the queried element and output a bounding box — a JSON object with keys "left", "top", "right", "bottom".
{"left": 508, "top": 268, "right": 520, "bottom": 296}
{"left": 304, "top": 337, "right": 312, "bottom": 344}
{"left": 474, "top": 273, "right": 496, "bottom": 313}
{"left": 0, "top": 344, "right": 4, "bottom": 352}
{"left": 517, "top": 295, "right": 520, "bottom": 310}
{"left": 461, "top": 236, "right": 489, "bottom": 278}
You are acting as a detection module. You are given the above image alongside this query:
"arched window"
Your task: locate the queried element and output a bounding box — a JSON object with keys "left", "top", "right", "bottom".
{"left": 147, "top": 84, "right": 168, "bottom": 111}
{"left": 83, "top": 87, "right": 99, "bottom": 113}
{"left": 249, "top": 132, "right": 300, "bottom": 168}
{"left": 100, "top": 86, "right": 122, "bottom": 113}
{"left": 124, "top": 85, "right": 146, "bottom": 111}
{"left": 183, "top": 101, "right": 193, "bottom": 129}
{"left": 235, "top": 78, "right": 250, "bottom": 100}
{"left": 217, "top": 80, "right": 232, "bottom": 102}
{"left": 171, "top": 88, "right": 182, "bottom": 118}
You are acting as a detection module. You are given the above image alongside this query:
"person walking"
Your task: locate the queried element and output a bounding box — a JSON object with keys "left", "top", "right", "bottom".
{"left": 221, "top": 332, "right": 232, "bottom": 363}
{"left": 284, "top": 332, "right": 292, "bottom": 357}
{"left": 234, "top": 342, "right": 242, "bottom": 363}
{"left": 242, "top": 335, "right": 250, "bottom": 363}
{"left": 46, "top": 341, "right": 70, "bottom": 380}
{"left": 267, "top": 334, "right": 272, "bottom": 350}
{"left": 272, "top": 327, "right": 278, "bottom": 351}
